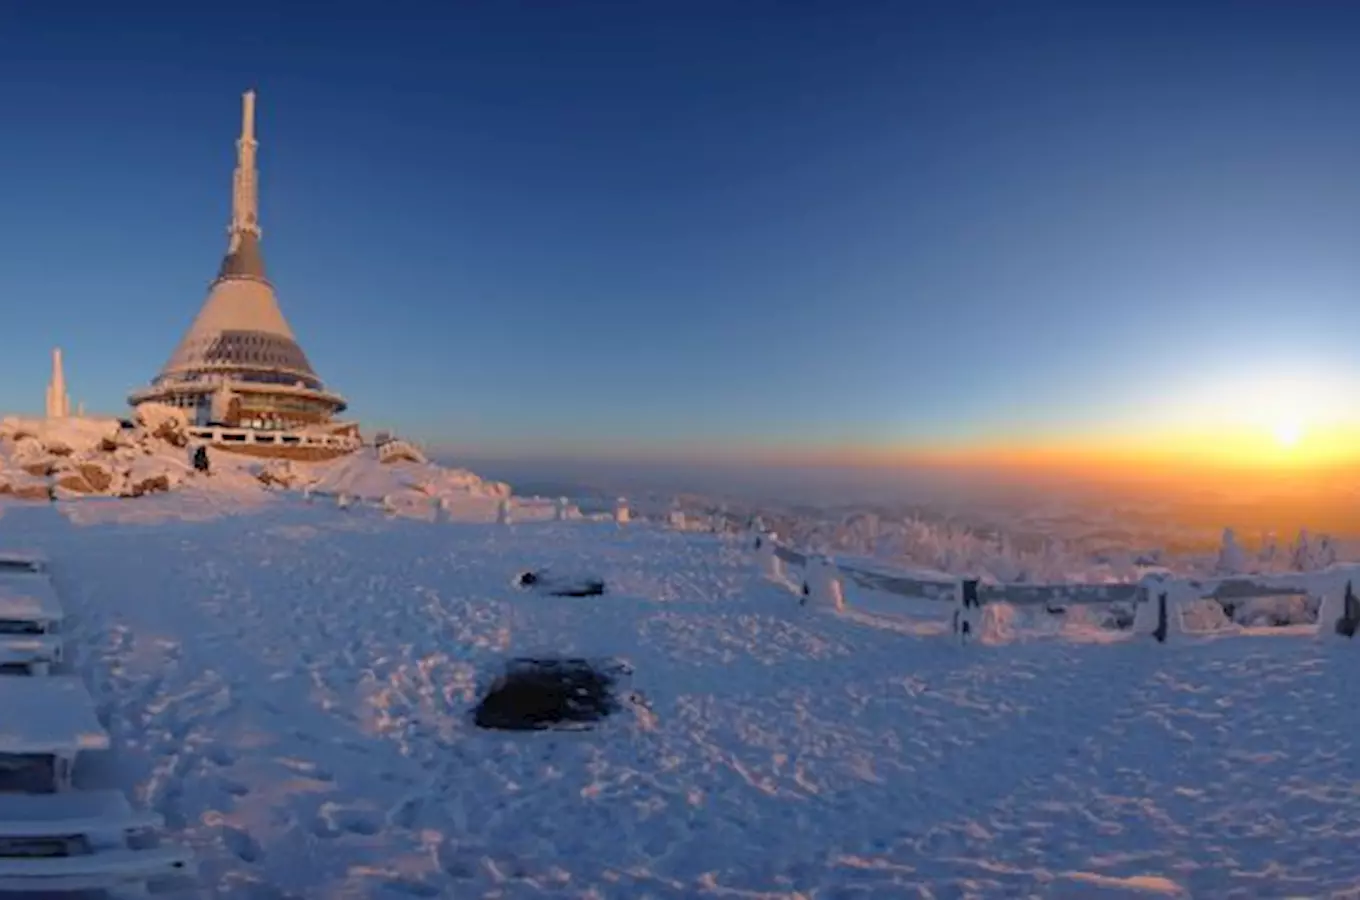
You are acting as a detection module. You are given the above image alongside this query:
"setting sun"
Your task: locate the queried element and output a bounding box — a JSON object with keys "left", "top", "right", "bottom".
{"left": 1274, "top": 420, "right": 1304, "bottom": 449}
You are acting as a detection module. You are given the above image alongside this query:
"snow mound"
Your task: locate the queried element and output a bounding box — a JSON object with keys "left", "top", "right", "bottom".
{"left": 971, "top": 600, "right": 1131, "bottom": 645}
{"left": 979, "top": 602, "right": 1018, "bottom": 644}
{"left": 1180, "top": 598, "right": 1234, "bottom": 633}
{"left": 1221, "top": 594, "right": 1318, "bottom": 628}
{"left": 302, "top": 449, "right": 508, "bottom": 507}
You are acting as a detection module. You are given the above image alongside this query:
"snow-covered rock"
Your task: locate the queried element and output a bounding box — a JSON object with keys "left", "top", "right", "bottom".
{"left": 256, "top": 459, "right": 302, "bottom": 489}
{"left": 2, "top": 415, "right": 124, "bottom": 457}
{"left": 0, "top": 415, "right": 509, "bottom": 512}
{"left": 53, "top": 459, "right": 117, "bottom": 495}
{"left": 0, "top": 470, "right": 52, "bottom": 501}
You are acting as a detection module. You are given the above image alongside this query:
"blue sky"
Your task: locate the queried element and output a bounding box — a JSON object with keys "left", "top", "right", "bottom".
{"left": 1, "top": 1, "right": 1357, "bottom": 458}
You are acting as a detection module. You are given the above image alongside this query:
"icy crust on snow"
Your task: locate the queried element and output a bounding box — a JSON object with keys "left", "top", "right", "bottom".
{"left": 15, "top": 503, "right": 1360, "bottom": 898}
{"left": 0, "top": 415, "right": 511, "bottom": 522}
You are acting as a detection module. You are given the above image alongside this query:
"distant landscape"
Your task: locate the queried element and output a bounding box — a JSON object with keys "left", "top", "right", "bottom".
{"left": 454, "top": 455, "right": 1360, "bottom": 557}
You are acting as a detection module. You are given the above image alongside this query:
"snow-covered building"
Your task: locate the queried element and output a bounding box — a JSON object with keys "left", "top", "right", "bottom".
{"left": 128, "top": 91, "right": 355, "bottom": 454}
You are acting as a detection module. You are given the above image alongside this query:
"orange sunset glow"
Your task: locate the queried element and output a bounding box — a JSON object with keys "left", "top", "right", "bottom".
{"left": 837, "top": 370, "right": 1360, "bottom": 482}
{"left": 904, "top": 425, "right": 1358, "bottom": 474}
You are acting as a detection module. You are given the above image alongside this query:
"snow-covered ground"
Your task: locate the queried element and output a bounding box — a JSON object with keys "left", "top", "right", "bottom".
{"left": 8, "top": 497, "right": 1360, "bottom": 898}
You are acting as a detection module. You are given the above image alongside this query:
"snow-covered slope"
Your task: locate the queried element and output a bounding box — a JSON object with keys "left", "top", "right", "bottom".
{"left": 11, "top": 499, "right": 1360, "bottom": 898}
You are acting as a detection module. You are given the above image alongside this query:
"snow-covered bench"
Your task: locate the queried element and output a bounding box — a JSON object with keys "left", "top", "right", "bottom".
{"left": 0, "top": 635, "right": 63, "bottom": 676}
{"left": 0, "top": 572, "right": 64, "bottom": 675}
{"left": 0, "top": 572, "right": 63, "bottom": 632}
{"left": 0, "top": 789, "right": 191, "bottom": 893}
{"left": 0, "top": 552, "right": 47, "bottom": 576}
{"left": 0, "top": 675, "right": 109, "bottom": 791}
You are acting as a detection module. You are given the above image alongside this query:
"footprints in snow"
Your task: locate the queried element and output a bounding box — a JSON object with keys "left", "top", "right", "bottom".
{"left": 220, "top": 779, "right": 251, "bottom": 798}
{"left": 207, "top": 745, "right": 237, "bottom": 768}
{"left": 278, "top": 756, "right": 335, "bottom": 783}
{"left": 313, "top": 800, "right": 383, "bottom": 839}
{"left": 222, "top": 824, "right": 265, "bottom": 863}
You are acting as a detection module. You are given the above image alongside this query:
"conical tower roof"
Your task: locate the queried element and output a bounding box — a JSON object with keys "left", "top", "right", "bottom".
{"left": 155, "top": 91, "right": 324, "bottom": 388}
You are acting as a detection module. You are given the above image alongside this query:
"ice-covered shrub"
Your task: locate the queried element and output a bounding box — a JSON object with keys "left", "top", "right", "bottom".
{"left": 1180, "top": 598, "right": 1234, "bottom": 633}
{"left": 978, "top": 602, "right": 1017, "bottom": 644}
{"left": 1216, "top": 528, "right": 1247, "bottom": 575}
{"left": 1224, "top": 594, "right": 1317, "bottom": 628}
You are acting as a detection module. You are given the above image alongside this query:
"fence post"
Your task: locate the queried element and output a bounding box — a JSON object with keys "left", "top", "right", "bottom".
{"left": 757, "top": 533, "right": 784, "bottom": 581}
{"left": 1155, "top": 581, "right": 1192, "bottom": 643}
{"left": 1132, "top": 574, "right": 1165, "bottom": 639}
{"left": 1152, "top": 592, "right": 1169, "bottom": 643}
{"left": 749, "top": 520, "right": 767, "bottom": 552}
{"left": 614, "top": 497, "right": 630, "bottom": 525}
{"left": 1320, "top": 579, "right": 1359, "bottom": 638}
{"left": 799, "top": 556, "right": 818, "bottom": 604}
{"left": 801, "top": 556, "right": 845, "bottom": 612}
{"left": 1344, "top": 581, "right": 1360, "bottom": 638}
{"left": 953, "top": 578, "right": 981, "bottom": 644}
{"left": 825, "top": 558, "right": 846, "bottom": 612}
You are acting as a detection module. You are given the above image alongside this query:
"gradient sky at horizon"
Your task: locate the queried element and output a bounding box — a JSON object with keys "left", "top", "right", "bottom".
{"left": 1, "top": 1, "right": 1357, "bottom": 461}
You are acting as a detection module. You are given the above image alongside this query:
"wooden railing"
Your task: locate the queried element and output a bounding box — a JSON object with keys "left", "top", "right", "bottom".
{"left": 189, "top": 426, "right": 360, "bottom": 449}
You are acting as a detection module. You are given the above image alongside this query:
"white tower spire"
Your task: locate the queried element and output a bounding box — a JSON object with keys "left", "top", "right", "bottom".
{"left": 45, "top": 348, "right": 70, "bottom": 419}
{"left": 229, "top": 89, "right": 261, "bottom": 245}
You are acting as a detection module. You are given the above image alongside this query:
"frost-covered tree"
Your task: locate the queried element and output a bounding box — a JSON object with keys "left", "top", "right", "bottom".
{"left": 1258, "top": 532, "right": 1279, "bottom": 569}
{"left": 1135, "top": 548, "right": 1164, "bottom": 567}
{"left": 1215, "top": 527, "right": 1247, "bottom": 575}
{"left": 1290, "top": 529, "right": 1313, "bottom": 572}
{"left": 1314, "top": 534, "right": 1338, "bottom": 569}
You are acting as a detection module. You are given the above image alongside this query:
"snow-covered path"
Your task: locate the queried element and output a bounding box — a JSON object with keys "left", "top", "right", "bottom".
{"left": 7, "top": 500, "right": 1360, "bottom": 898}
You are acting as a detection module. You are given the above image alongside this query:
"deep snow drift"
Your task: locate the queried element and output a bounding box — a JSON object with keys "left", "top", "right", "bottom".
{"left": 8, "top": 496, "right": 1360, "bottom": 898}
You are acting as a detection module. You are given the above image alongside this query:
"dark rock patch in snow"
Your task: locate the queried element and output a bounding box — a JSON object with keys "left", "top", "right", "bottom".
{"left": 473, "top": 657, "right": 629, "bottom": 731}
{"left": 513, "top": 570, "right": 606, "bottom": 598}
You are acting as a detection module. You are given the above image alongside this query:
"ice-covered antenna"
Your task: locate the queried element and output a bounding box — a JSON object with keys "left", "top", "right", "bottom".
{"left": 229, "top": 90, "right": 261, "bottom": 243}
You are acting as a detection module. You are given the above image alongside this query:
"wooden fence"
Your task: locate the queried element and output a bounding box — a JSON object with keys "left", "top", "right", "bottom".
{"left": 765, "top": 531, "right": 1358, "bottom": 613}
